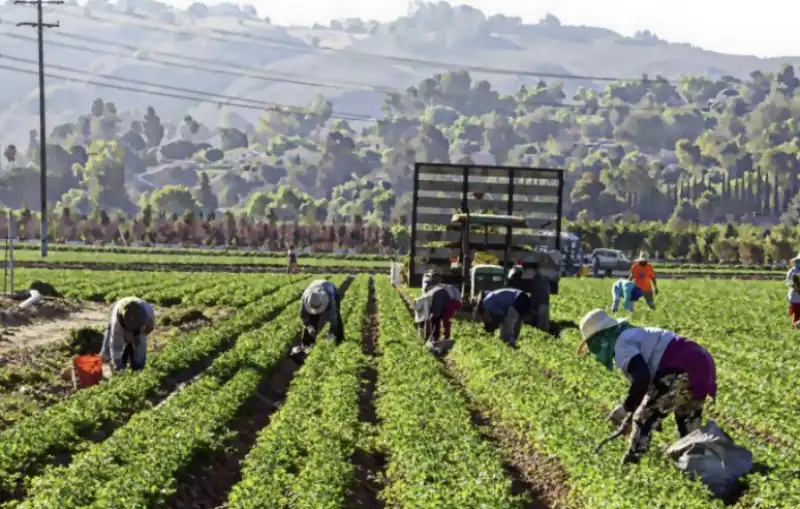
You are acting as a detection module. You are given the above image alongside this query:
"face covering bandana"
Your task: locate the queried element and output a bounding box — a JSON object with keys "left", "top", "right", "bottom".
{"left": 587, "top": 321, "right": 634, "bottom": 371}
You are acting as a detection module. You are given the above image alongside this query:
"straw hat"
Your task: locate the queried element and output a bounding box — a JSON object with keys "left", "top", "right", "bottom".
{"left": 576, "top": 309, "right": 626, "bottom": 354}
{"left": 303, "top": 289, "right": 330, "bottom": 315}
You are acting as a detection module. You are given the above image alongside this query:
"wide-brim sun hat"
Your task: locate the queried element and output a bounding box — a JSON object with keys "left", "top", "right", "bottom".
{"left": 635, "top": 252, "right": 648, "bottom": 262}
{"left": 576, "top": 309, "right": 626, "bottom": 354}
{"left": 305, "top": 289, "right": 329, "bottom": 315}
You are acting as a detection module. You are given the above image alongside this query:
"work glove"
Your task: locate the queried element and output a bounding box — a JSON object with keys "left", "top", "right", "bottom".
{"left": 326, "top": 333, "right": 336, "bottom": 342}
{"left": 606, "top": 404, "right": 629, "bottom": 427}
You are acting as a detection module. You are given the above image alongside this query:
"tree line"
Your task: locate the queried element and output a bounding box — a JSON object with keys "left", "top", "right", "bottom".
{"left": 1, "top": 206, "right": 797, "bottom": 265}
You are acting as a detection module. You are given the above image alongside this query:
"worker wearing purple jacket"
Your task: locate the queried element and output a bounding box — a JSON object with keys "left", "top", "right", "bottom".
{"left": 577, "top": 309, "right": 717, "bottom": 465}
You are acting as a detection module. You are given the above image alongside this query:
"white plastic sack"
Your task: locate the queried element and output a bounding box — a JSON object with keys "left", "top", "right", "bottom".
{"left": 413, "top": 296, "right": 430, "bottom": 325}
{"left": 665, "top": 420, "right": 753, "bottom": 498}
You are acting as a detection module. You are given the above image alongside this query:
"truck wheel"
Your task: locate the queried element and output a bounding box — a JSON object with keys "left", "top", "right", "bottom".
{"left": 604, "top": 269, "right": 612, "bottom": 278}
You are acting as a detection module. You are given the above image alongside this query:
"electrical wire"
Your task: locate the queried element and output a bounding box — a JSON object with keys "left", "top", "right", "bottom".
{"left": 0, "top": 31, "right": 707, "bottom": 115}
{"left": 45, "top": 7, "right": 673, "bottom": 84}
{"left": 0, "top": 62, "right": 380, "bottom": 121}
{"left": 0, "top": 52, "right": 375, "bottom": 118}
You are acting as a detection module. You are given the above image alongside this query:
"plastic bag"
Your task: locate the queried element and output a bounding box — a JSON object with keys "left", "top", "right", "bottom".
{"left": 665, "top": 420, "right": 753, "bottom": 498}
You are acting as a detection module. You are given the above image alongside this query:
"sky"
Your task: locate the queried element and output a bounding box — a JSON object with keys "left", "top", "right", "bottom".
{"left": 161, "top": 0, "right": 800, "bottom": 58}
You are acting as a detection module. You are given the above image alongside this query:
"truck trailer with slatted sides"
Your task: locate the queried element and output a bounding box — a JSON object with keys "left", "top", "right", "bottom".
{"left": 408, "top": 162, "right": 566, "bottom": 307}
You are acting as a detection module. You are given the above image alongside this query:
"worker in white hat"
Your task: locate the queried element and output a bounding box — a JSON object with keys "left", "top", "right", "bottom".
{"left": 294, "top": 279, "right": 344, "bottom": 360}
{"left": 577, "top": 308, "right": 717, "bottom": 465}
{"left": 629, "top": 252, "right": 657, "bottom": 310}
{"left": 786, "top": 253, "right": 800, "bottom": 328}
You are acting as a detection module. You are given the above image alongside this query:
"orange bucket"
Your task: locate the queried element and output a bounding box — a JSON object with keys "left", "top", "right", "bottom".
{"left": 72, "top": 355, "right": 103, "bottom": 388}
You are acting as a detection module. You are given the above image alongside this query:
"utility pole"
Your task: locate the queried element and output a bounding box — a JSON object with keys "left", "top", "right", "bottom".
{"left": 16, "top": 0, "right": 63, "bottom": 258}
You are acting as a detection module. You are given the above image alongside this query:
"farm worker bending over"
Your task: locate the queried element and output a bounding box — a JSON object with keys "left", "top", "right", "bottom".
{"left": 287, "top": 245, "right": 299, "bottom": 274}
{"left": 611, "top": 276, "right": 643, "bottom": 313}
{"left": 473, "top": 288, "right": 532, "bottom": 347}
{"left": 786, "top": 254, "right": 800, "bottom": 328}
{"left": 577, "top": 309, "right": 717, "bottom": 466}
{"left": 298, "top": 279, "right": 344, "bottom": 351}
{"left": 102, "top": 297, "right": 155, "bottom": 372}
{"left": 419, "top": 270, "right": 461, "bottom": 345}
{"left": 507, "top": 266, "right": 524, "bottom": 291}
{"left": 630, "top": 253, "right": 657, "bottom": 310}
{"left": 529, "top": 264, "right": 551, "bottom": 333}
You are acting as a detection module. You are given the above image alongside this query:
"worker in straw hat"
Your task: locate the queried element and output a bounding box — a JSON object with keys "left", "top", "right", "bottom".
{"left": 293, "top": 279, "right": 344, "bottom": 359}
{"left": 786, "top": 253, "right": 800, "bottom": 328}
{"left": 577, "top": 308, "right": 717, "bottom": 465}
{"left": 101, "top": 296, "right": 155, "bottom": 372}
{"left": 630, "top": 252, "right": 657, "bottom": 310}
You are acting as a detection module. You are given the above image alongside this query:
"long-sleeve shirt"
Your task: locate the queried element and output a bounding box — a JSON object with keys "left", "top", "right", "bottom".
{"left": 786, "top": 268, "right": 800, "bottom": 303}
{"left": 612, "top": 279, "right": 640, "bottom": 311}
{"left": 615, "top": 327, "right": 716, "bottom": 411}
{"left": 482, "top": 288, "right": 530, "bottom": 318}
{"left": 101, "top": 297, "right": 155, "bottom": 365}
{"left": 423, "top": 284, "right": 461, "bottom": 319}
{"left": 301, "top": 280, "right": 339, "bottom": 332}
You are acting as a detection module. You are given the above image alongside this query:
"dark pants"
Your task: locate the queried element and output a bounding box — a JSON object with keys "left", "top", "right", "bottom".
{"left": 627, "top": 372, "right": 705, "bottom": 458}
{"left": 426, "top": 299, "right": 461, "bottom": 340}
{"left": 116, "top": 343, "right": 145, "bottom": 372}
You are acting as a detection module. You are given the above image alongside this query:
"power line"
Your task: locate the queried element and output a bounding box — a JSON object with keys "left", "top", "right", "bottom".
{"left": 0, "top": 53, "right": 375, "bottom": 119}
{"left": 55, "top": 31, "right": 397, "bottom": 93}
{"left": 2, "top": 30, "right": 706, "bottom": 115}
{"left": 0, "top": 62, "right": 380, "bottom": 121}
{"left": 14, "top": 0, "right": 62, "bottom": 258}
{"left": 51, "top": 7, "right": 672, "bottom": 84}
{"left": 1, "top": 33, "right": 716, "bottom": 116}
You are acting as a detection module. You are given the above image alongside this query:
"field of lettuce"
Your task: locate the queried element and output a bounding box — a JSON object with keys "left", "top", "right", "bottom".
{"left": 0, "top": 269, "right": 795, "bottom": 509}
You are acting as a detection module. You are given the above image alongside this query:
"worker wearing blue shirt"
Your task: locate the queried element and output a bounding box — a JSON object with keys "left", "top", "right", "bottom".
{"left": 474, "top": 288, "right": 532, "bottom": 347}
{"left": 611, "top": 276, "right": 643, "bottom": 313}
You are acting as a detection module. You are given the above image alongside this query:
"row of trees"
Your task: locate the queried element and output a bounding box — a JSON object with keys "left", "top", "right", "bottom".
{"left": 2, "top": 206, "right": 798, "bottom": 265}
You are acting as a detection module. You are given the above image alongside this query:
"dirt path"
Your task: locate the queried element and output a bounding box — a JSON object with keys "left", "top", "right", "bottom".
{"left": 0, "top": 301, "right": 108, "bottom": 354}
{"left": 348, "top": 276, "right": 386, "bottom": 509}
{"left": 393, "top": 286, "right": 571, "bottom": 509}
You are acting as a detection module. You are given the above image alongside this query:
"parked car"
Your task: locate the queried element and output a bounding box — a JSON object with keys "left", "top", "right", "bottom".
{"left": 588, "top": 248, "right": 631, "bottom": 278}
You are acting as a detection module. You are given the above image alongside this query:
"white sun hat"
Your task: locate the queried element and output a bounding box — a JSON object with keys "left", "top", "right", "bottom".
{"left": 577, "top": 309, "right": 626, "bottom": 354}
{"left": 303, "top": 288, "right": 329, "bottom": 315}
{"left": 634, "top": 252, "right": 648, "bottom": 262}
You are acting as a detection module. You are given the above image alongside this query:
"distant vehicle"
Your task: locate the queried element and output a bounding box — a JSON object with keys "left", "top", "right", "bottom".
{"left": 588, "top": 248, "right": 631, "bottom": 278}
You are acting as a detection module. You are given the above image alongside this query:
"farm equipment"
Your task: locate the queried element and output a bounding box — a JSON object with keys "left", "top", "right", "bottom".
{"left": 408, "top": 162, "right": 565, "bottom": 310}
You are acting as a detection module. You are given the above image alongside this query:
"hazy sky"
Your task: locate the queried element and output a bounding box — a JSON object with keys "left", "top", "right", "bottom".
{"left": 161, "top": 0, "right": 799, "bottom": 58}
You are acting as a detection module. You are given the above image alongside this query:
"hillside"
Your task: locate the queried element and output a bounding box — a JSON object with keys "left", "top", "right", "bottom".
{"left": 2, "top": 1, "right": 800, "bottom": 230}
{"left": 1, "top": 0, "right": 798, "bottom": 146}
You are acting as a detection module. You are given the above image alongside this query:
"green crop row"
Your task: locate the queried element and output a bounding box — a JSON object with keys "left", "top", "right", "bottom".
{"left": 1, "top": 241, "right": 392, "bottom": 262}
{"left": 548, "top": 279, "right": 800, "bottom": 508}
{"left": 226, "top": 275, "right": 370, "bottom": 509}
{"left": 5, "top": 249, "right": 387, "bottom": 268}
{"left": 0, "top": 275, "right": 317, "bottom": 498}
{"left": 12, "top": 276, "right": 349, "bottom": 508}
{"left": 444, "top": 318, "right": 721, "bottom": 509}
{"left": 374, "top": 277, "right": 525, "bottom": 508}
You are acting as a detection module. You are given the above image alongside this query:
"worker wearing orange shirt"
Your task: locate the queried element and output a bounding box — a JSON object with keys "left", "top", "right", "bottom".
{"left": 630, "top": 253, "right": 658, "bottom": 310}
